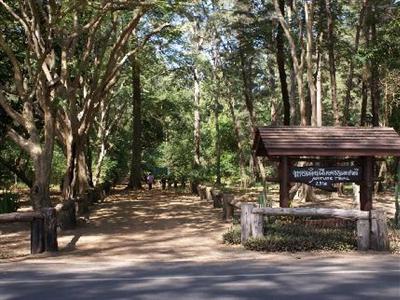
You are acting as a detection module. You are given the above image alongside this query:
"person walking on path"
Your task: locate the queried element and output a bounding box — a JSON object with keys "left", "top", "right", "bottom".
{"left": 147, "top": 173, "right": 155, "bottom": 190}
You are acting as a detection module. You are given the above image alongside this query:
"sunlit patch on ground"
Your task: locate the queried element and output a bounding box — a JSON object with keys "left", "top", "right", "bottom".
{"left": 0, "top": 185, "right": 398, "bottom": 262}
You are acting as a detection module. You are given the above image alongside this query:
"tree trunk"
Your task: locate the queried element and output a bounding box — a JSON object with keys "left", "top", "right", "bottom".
{"left": 273, "top": 0, "right": 305, "bottom": 126}
{"left": 316, "top": 50, "right": 322, "bottom": 127}
{"left": 62, "top": 136, "right": 90, "bottom": 200}
{"left": 227, "top": 96, "right": 247, "bottom": 188}
{"left": 360, "top": 1, "right": 371, "bottom": 127}
{"left": 238, "top": 38, "right": 265, "bottom": 181}
{"left": 31, "top": 108, "right": 55, "bottom": 210}
{"left": 128, "top": 57, "right": 143, "bottom": 189}
{"left": 269, "top": 65, "right": 278, "bottom": 125}
{"left": 325, "top": 0, "right": 339, "bottom": 125}
{"left": 93, "top": 141, "right": 107, "bottom": 186}
{"left": 215, "top": 106, "right": 221, "bottom": 185}
{"left": 305, "top": 1, "right": 317, "bottom": 127}
{"left": 276, "top": 0, "right": 290, "bottom": 126}
{"left": 289, "top": 65, "right": 297, "bottom": 124}
{"left": 193, "top": 66, "right": 201, "bottom": 167}
{"left": 369, "top": 2, "right": 380, "bottom": 127}
{"left": 360, "top": 79, "right": 369, "bottom": 126}
{"left": 343, "top": 2, "right": 366, "bottom": 125}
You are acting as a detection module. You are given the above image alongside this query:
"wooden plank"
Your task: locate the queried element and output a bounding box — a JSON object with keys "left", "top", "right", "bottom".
{"left": 263, "top": 142, "right": 400, "bottom": 148}
{"left": 254, "top": 126, "right": 400, "bottom": 158}
{"left": 264, "top": 149, "right": 400, "bottom": 157}
{"left": 252, "top": 207, "right": 370, "bottom": 219}
{"left": 0, "top": 211, "right": 43, "bottom": 223}
{"left": 257, "top": 126, "right": 397, "bottom": 132}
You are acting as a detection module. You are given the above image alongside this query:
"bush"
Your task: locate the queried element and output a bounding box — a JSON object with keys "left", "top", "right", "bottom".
{"left": 245, "top": 222, "right": 357, "bottom": 252}
{"left": 388, "top": 221, "right": 400, "bottom": 254}
{"left": 222, "top": 225, "right": 241, "bottom": 245}
{"left": 222, "top": 218, "right": 358, "bottom": 252}
{"left": 0, "top": 192, "right": 19, "bottom": 214}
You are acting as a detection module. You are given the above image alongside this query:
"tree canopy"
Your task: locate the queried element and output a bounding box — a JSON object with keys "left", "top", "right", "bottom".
{"left": 0, "top": 0, "right": 399, "bottom": 209}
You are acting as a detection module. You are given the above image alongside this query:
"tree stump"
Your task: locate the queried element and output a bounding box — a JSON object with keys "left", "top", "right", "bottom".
{"left": 211, "top": 190, "right": 223, "bottom": 208}
{"left": 191, "top": 182, "right": 199, "bottom": 195}
{"left": 223, "top": 193, "right": 234, "bottom": 221}
{"left": 56, "top": 199, "right": 76, "bottom": 230}
{"left": 76, "top": 196, "right": 89, "bottom": 216}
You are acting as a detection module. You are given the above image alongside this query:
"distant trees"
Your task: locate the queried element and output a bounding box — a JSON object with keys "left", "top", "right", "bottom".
{"left": 1, "top": 0, "right": 400, "bottom": 205}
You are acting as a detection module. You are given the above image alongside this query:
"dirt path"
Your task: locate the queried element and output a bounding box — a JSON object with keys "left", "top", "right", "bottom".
{"left": 1, "top": 188, "right": 269, "bottom": 263}
{"left": 1, "top": 186, "right": 398, "bottom": 264}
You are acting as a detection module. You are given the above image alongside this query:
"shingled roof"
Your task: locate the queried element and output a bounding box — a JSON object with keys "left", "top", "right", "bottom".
{"left": 253, "top": 126, "right": 400, "bottom": 157}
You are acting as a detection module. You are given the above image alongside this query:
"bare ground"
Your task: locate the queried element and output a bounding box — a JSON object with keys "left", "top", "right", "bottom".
{"left": 0, "top": 185, "right": 398, "bottom": 263}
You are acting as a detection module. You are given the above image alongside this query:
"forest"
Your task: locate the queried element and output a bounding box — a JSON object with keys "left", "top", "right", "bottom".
{"left": 0, "top": 0, "right": 399, "bottom": 213}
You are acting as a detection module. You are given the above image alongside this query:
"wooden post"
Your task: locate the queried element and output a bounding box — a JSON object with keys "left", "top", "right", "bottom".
{"left": 370, "top": 209, "right": 390, "bottom": 251}
{"left": 279, "top": 156, "right": 289, "bottom": 208}
{"left": 356, "top": 218, "right": 370, "bottom": 251}
{"left": 223, "top": 193, "right": 234, "bottom": 221}
{"left": 199, "top": 186, "right": 206, "bottom": 200}
{"left": 31, "top": 217, "right": 45, "bottom": 254}
{"left": 251, "top": 211, "right": 264, "bottom": 238}
{"left": 241, "top": 204, "right": 253, "bottom": 244}
{"left": 42, "top": 208, "right": 58, "bottom": 252}
{"left": 205, "top": 187, "right": 213, "bottom": 201}
{"left": 212, "top": 190, "right": 222, "bottom": 208}
{"left": 360, "top": 156, "right": 374, "bottom": 211}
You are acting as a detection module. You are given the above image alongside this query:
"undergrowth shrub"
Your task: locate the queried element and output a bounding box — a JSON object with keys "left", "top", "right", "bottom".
{"left": 0, "top": 192, "right": 19, "bottom": 214}
{"left": 223, "top": 217, "right": 358, "bottom": 252}
{"left": 222, "top": 225, "right": 241, "bottom": 245}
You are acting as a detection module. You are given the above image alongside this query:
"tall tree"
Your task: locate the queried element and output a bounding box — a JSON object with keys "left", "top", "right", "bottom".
{"left": 304, "top": 0, "right": 317, "bottom": 126}
{"left": 128, "top": 56, "right": 143, "bottom": 189}
{"left": 343, "top": 1, "right": 366, "bottom": 125}
{"left": 274, "top": 0, "right": 306, "bottom": 125}
{"left": 275, "top": 0, "right": 290, "bottom": 125}
{"left": 369, "top": 0, "right": 380, "bottom": 127}
{"left": 325, "top": 0, "right": 340, "bottom": 125}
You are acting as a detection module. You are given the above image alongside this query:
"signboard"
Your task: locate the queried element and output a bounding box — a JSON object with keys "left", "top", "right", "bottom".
{"left": 289, "top": 166, "right": 362, "bottom": 191}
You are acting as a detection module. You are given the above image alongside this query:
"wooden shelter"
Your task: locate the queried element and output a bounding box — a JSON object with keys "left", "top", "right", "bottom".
{"left": 253, "top": 126, "right": 400, "bottom": 211}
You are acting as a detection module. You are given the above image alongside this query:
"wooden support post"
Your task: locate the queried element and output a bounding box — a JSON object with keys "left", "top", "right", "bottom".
{"left": 205, "top": 187, "right": 213, "bottom": 201}
{"left": 279, "top": 156, "right": 289, "bottom": 208}
{"left": 42, "top": 208, "right": 58, "bottom": 252}
{"left": 31, "top": 217, "right": 45, "bottom": 254}
{"left": 241, "top": 204, "right": 253, "bottom": 244}
{"left": 212, "top": 190, "right": 222, "bottom": 208}
{"left": 356, "top": 218, "right": 370, "bottom": 251}
{"left": 223, "top": 194, "right": 234, "bottom": 221}
{"left": 370, "top": 209, "right": 390, "bottom": 251}
{"left": 251, "top": 212, "right": 264, "bottom": 238}
{"left": 360, "top": 156, "right": 374, "bottom": 211}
